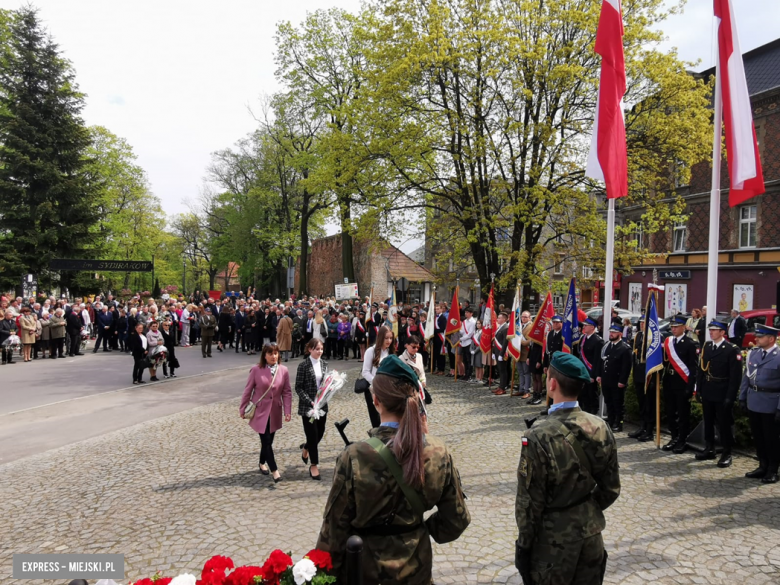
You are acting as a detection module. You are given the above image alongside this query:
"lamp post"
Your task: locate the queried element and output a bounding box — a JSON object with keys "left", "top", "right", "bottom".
{"left": 182, "top": 261, "right": 186, "bottom": 296}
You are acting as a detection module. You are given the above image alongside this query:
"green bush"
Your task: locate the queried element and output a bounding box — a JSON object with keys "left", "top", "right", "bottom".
{"left": 622, "top": 377, "right": 753, "bottom": 448}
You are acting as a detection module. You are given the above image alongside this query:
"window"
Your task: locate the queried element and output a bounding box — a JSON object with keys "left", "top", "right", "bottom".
{"left": 674, "top": 160, "right": 688, "bottom": 188}
{"left": 553, "top": 293, "right": 564, "bottom": 308}
{"left": 633, "top": 223, "right": 644, "bottom": 249}
{"left": 582, "top": 265, "right": 593, "bottom": 278}
{"left": 554, "top": 255, "right": 564, "bottom": 275}
{"left": 673, "top": 222, "right": 687, "bottom": 252}
{"left": 739, "top": 205, "right": 757, "bottom": 248}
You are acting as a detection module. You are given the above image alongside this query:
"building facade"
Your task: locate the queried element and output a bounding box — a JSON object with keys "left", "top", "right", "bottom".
{"left": 619, "top": 39, "right": 780, "bottom": 315}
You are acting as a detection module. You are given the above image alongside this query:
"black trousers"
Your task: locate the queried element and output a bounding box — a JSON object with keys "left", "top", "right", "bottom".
{"left": 702, "top": 399, "right": 734, "bottom": 451}
{"left": 259, "top": 419, "right": 278, "bottom": 472}
{"left": 163, "top": 361, "right": 177, "bottom": 377}
{"left": 748, "top": 410, "right": 780, "bottom": 472}
{"left": 602, "top": 384, "right": 626, "bottom": 424}
{"left": 1, "top": 346, "right": 13, "bottom": 364}
{"left": 133, "top": 357, "right": 145, "bottom": 382}
{"left": 498, "top": 359, "right": 510, "bottom": 390}
{"left": 68, "top": 332, "right": 80, "bottom": 355}
{"left": 325, "top": 338, "right": 337, "bottom": 359}
{"left": 461, "top": 346, "right": 473, "bottom": 380}
{"left": 302, "top": 414, "right": 327, "bottom": 466}
{"left": 94, "top": 329, "right": 109, "bottom": 351}
{"left": 433, "top": 337, "right": 446, "bottom": 372}
{"left": 580, "top": 382, "right": 600, "bottom": 415}
{"left": 51, "top": 337, "right": 64, "bottom": 357}
{"left": 663, "top": 381, "right": 691, "bottom": 440}
{"left": 633, "top": 376, "right": 656, "bottom": 430}
{"left": 364, "top": 389, "right": 381, "bottom": 429}
{"left": 337, "top": 339, "right": 347, "bottom": 358}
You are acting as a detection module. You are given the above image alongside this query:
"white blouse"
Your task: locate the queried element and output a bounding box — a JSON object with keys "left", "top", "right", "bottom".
{"left": 362, "top": 347, "right": 389, "bottom": 385}
{"left": 310, "top": 356, "right": 323, "bottom": 387}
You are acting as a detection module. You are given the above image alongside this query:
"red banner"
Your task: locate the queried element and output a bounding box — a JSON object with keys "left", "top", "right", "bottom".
{"left": 480, "top": 285, "right": 495, "bottom": 354}
{"left": 527, "top": 292, "right": 554, "bottom": 346}
{"left": 445, "top": 286, "right": 462, "bottom": 337}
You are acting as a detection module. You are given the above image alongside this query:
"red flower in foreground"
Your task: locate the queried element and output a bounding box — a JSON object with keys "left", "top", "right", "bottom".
{"left": 224, "top": 565, "right": 264, "bottom": 585}
{"left": 204, "top": 556, "right": 235, "bottom": 575}
{"left": 304, "top": 549, "right": 333, "bottom": 571}
{"left": 259, "top": 550, "right": 293, "bottom": 585}
{"left": 131, "top": 580, "right": 155, "bottom": 585}
{"left": 156, "top": 579, "right": 172, "bottom": 585}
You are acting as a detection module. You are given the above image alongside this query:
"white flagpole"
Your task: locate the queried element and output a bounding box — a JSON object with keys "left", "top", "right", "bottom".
{"left": 601, "top": 197, "right": 616, "bottom": 420}
{"left": 705, "top": 60, "right": 723, "bottom": 342}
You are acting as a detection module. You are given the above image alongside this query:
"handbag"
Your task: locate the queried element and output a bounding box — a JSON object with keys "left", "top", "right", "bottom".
{"left": 243, "top": 366, "right": 279, "bottom": 423}
{"left": 354, "top": 377, "right": 370, "bottom": 394}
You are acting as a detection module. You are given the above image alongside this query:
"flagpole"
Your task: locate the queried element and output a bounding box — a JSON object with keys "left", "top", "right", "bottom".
{"left": 705, "top": 64, "right": 723, "bottom": 342}
{"left": 655, "top": 370, "right": 661, "bottom": 448}
{"left": 454, "top": 280, "right": 460, "bottom": 382}
{"left": 600, "top": 197, "right": 616, "bottom": 420}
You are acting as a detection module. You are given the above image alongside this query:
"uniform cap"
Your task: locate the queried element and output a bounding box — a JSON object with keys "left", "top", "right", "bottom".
{"left": 582, "top": 318, "right": 598, "bottom": 327}
{"left": 609, "top": 324, "right": 623, "bottom": 333}
{"left": 376, "top": 354, "right": 420, "bottom": 389}
{"left": 638, "top": 316, "right": 646, "bottom": 322}
{"left": 551, "top": 315, "right": 563, "bottom": 323}
{"left": 550, "top": 352, "right": 590, "bottom": 383}
{"left": 707, "top": 320, "right": 728, "bottom": 331}
{"left": 754, "top": 324, "right": 780, "bottom": 337}
{"left": 670, "top": 315, "right": 687, "bottom": 326}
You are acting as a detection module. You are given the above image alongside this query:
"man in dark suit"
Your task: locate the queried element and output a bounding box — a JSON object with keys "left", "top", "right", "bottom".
{"left": 492, "top": 312, "right": 510, "bottom": 395}
{"left": 93, "top": 305, "right": 113, "bottom": 353}
{"left": 629, "top": 317, "right": 656, "bottom": 442}
{"left": 728, "top": 309, "right": 747, "bottom": 348}
{"left": 662, "top": 315, "right": 699, "bottom": 454}
{"left": 368, "top": 303, "right": 382, "bottom": 346}
{"left": 597, "top": 324, "right": 633, "bottom": 431}
{"left": 234, "top": 305, "right": 247, "bottom": 353}
{"left": 577, "top": 318, "right": 604, "bottom": 415}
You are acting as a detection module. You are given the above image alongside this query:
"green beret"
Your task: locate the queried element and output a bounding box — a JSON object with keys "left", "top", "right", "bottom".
{"left": 550, "top": 351, "right": 590, "bottom": 383}
{"left": 376, "top": 354, "right": 420, "bottom": 389}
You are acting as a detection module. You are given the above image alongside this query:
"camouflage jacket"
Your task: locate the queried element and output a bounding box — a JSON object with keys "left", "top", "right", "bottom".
{"left": 316, "top": 426, "right": 470, "bottom": 585}
{"left": 516, "top": 407, "right": 620, "bottom": 549}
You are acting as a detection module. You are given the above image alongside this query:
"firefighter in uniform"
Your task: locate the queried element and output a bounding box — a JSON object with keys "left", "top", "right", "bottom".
{"left": 695, "top": 320, "right": 743, "bottom": 467}
{"left": 661, "top": 315, "right": 699, "bottom": 454}
{"left": 739, "top": 323, "right": 780, "bottom": 483}
{"left": 597, "top": 324, "right": 633, "bottom": 432}
{"left": 578, "top": 318, "right": 604, "bottom": 416}
{"left": 628, "top": 317, "right": 655, "bottom": 442}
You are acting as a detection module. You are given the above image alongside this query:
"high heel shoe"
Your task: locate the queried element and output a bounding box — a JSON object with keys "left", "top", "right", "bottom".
{"left": 259, "top": 464, "right": 270, "bottom": 475}
{"left": 300, "top": 443, "right": 309, "bottom": 464}
{"left": 273, "top": 475, "right": 283, "bottom": 484}
{"left": 309, "top": 467, "right": 321, "bottom": 481}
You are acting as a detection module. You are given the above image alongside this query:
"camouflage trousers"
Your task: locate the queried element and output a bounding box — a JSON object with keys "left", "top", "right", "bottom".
{"left": 529, "top": 533, "right": 606, "bottom": 585}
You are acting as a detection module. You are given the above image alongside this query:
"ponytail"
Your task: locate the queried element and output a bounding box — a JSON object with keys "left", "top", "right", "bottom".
{"left": 372, "top": 374, "right": 426, "bottom": 489}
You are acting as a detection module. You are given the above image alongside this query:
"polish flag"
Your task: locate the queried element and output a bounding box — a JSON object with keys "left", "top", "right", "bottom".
{"left": 586, "top": 0, "right": 628, "bottom": 200}
{"left": 714, "top": 0, "right": 765, "bottom": 206}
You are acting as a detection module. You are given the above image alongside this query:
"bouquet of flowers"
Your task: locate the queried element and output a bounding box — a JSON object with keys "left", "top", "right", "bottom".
{"left": 307, "top": 370, "right": 348, "bottom": 423}
{"left": 130, "top": 549, "right": 335, "bottom": 585}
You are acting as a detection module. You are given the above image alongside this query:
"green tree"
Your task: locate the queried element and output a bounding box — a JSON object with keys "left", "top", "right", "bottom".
{"left": 343, "top": 0, "right": 711, "bottom": 305}
{"left": 0, "top": 7, "right": 99, "bottom": 296}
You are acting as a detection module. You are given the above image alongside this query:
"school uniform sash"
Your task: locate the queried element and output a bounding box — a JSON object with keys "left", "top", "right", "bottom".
{"left": 664, "top": 337, "right": 690, "bottom": 383}
{"left": 581, "top": 336, "right": 593, "bottom": 374}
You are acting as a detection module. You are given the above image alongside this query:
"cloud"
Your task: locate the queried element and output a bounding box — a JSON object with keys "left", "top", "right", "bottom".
{"left": 107, "top": 95, "right": 125, "bottom": 106}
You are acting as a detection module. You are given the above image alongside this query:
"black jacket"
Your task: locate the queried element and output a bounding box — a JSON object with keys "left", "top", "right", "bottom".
{"left": 696, "top": 340, "right": 742, "bottom": 403}
{"left": 543, "top": 329, "right": 563, "bottom": 368}
{"left": 578, "top": 333, "right": 604, "bottom": 382}
{"left": 663, "top": 335, "right": 699, "bottom": 395}
{"left": 729, "top": 315, "right": 747, "bottom": 346}
{"left": 66, "top": 311, "right": 81, "bottom": 334}
{"left": 128, "top": 331, "right": 148, "bottom": 360}
{"left": 295, "top": 357, "right": 328, "bottom": 416}
{"left": 599, "top": 340, "right": 632, "bottom": 388}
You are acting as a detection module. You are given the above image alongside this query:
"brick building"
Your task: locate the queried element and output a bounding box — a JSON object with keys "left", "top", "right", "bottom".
{"left": 619, "top": 38, "right": 780, "bottom": 316}
{"left": 296, "top": 234, "right": 435, "bottom": 303}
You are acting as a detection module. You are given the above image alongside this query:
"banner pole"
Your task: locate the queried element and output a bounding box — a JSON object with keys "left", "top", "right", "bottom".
{"left": 656, "top": 370, "right": 661, "bottom": 449}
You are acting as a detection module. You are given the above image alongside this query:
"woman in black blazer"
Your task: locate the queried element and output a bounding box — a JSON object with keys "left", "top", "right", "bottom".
{"left": 295, "top": 338, "right": 328, "bottom": 480}
{"left": 129, "top": 322, "right": 148, "bottom": 384}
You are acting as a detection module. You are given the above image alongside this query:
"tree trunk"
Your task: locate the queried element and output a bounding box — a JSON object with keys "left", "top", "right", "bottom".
{"left": 299, "top": 195, "right": 311, "bottom": 295}
{"left": 340, "top": 197, "right": 355, "bottom": 282}
{"left": 208, "top": 268, "right": 217, "bottom": 291}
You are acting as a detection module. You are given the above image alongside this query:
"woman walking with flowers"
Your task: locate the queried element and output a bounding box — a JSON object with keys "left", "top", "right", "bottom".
{"left": 296, "top": 338, "right": 328, "bottom": 481}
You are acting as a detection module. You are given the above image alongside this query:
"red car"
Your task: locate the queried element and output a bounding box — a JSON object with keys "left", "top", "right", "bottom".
{"left": 741, "top": 309, "right": 780, "bottom": 347}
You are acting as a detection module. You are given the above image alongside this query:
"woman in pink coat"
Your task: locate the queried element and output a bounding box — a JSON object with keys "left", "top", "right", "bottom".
{"left": 239, "top": 343, "right": 292, "bottom": 482}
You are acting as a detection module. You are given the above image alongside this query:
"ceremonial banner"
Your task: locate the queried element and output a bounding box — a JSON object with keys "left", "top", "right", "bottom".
{"left": 714, "top": 0, "right": 765, "bottom": 206}
{"left": 585, "top": 0, "right": 628, "bottom": 200}
{"left": 644, "top": 285, "right": 664, "bottom": 385}
{"left": 390, "top": 287, "right": 398, "bottom": 338}
{"left": 562, "top": 278, "right": 580, "bottom": 354}
{"left": 480, "top": 285, "right": 495, "bottom": 355}
{"left": 424, "top": 289, "right": 436, "bottom": 341}
{"left": 507, "top": 285, "right": 523, "bottom": 361}
{"left": 445, "top": 286, "right": 462, "bottom": 337}
{"left": 365, "top": 286, "right": 373, "bottom": 327}
{"left": 527, "top": 292, "right": 554, "bottom": 346}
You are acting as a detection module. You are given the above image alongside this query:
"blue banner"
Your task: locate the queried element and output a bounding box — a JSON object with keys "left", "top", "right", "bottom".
{"left": 645, "top": 289, "right": 663, "bottom": 381}
{"left": 562, "top": 277, "right": 580, "bottom": 353}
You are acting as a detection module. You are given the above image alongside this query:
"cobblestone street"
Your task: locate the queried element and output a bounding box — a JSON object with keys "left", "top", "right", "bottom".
{"left": 2, "top": 364, "right": 779, "bottom": 584}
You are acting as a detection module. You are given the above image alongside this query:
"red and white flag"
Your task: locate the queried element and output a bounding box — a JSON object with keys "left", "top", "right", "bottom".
{"left": 714, "top": 0, "right": 765, "bottom": 206}
{"left": 586, "top": 0, "right": 628, "bottom": 200}
{"left": 480, "top": 285, "right": 495, "bottom": 355}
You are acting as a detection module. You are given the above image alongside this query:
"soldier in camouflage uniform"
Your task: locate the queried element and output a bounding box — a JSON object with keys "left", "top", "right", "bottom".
{"left": 317, "top": 355, "right": 470, "bottom": 584}
{"left": 515, "top": 352, "right": 621, "bottom": 585}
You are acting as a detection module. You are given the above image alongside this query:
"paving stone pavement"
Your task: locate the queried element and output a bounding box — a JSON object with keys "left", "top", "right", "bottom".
{"left": 1, "top": 367, "right": 779, "bottom": 584}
